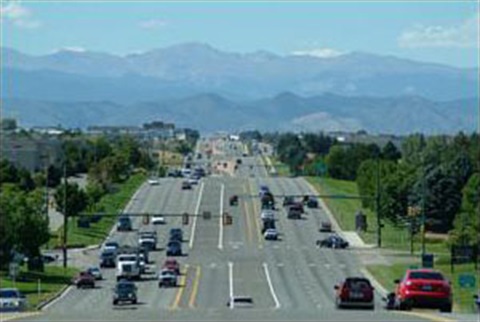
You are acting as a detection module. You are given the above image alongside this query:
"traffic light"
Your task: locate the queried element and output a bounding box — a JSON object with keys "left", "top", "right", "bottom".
{"left": 223, "top": 213, "right": 233, "bottom": 226}
{"left": 182, "top": 213, "right": 189, "bottom": 225}
{"left": 202, "top": 211, "right": 212, "bottom": 220}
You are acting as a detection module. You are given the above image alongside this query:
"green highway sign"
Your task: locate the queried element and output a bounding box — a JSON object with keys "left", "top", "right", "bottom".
{"left": 458, "top": 274, "right": 476, "bottom": 288}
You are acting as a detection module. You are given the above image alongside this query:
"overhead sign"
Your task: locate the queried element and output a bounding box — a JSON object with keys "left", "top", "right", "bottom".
{"left": 458, "top": 274, "right": 476, "bottom": 289}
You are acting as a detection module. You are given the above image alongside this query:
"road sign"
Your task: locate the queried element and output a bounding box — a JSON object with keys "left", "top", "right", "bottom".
{"left": 182, "top": 213, "right": 189, "bottom": 225}
{"left": 202, "top": 211, "right": 211, "bottom": 220}
{"left": 458, "top": 274, "right": 476, "bottom": 288}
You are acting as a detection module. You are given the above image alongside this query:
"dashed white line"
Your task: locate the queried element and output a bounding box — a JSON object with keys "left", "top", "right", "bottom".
{"left": 263, "top": 263, "right": 281, "bottom": 309}
{"left": 189, "top": 181, "right": 205, "bottom": 249}
{"left": 228, "top": 261, "right": 234, "bottom": 309}
{"left": 218, "top": 183, "right": 224, "bottom": 250}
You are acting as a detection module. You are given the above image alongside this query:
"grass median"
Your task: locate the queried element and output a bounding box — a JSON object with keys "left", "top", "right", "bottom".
{"left": 269, "top": 156, "right": 291, "bottom": 177}
{"left": 48, "top": 173, "right": 146, "bottom": 249}
{"left": 306, "top": 176, "right": 449, "bottom": 254}
{"left": 0, "top": 266, "right": 78, "bottom": 310}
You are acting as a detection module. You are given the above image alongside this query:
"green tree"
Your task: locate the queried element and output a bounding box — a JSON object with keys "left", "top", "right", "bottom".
{"left": 54, "top": 182, "right": 88, "bottom": 217}
{"left": 356, "top": 159, "right": 397, "bottom": 209}
{"left": 382, "top": 141, "right": 401, "bottom": 161}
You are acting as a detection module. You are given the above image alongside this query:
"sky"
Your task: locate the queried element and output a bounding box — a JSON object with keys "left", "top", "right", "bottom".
{"left": 1, "top": 0, "right": 479, "bottom": 68}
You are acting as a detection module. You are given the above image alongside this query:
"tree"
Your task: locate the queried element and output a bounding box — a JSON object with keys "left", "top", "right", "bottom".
{"left": 0, "top": 159, "right": 19, "bottom": 185}
{"left": 54, "top": 182, "right": 88, "bottom": 217}
{"left": 356, "top": 159, "right": 397, "bottom": 209}
{"left": 382, "top": 141, "right": 401, "bottom": 161}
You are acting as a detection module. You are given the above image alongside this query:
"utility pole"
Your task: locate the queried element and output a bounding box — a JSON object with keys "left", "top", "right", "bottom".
{"left": 376, "top": 155, "right": 382, "bottom": 248}
{"left": 421, "top": 169, "right": 427, "bottom": 257}
{"left": 62, "top": 161, "right": 68, "bottom": 268}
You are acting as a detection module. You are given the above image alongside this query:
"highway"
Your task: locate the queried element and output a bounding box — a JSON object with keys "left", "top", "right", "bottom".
{"left": 18, "top": 138, "right": 442, "bottom": 322}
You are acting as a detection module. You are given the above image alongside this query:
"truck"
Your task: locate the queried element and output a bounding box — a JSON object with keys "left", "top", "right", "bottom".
{"left": 116, "top": 254, "right": 141, "bottom": 281}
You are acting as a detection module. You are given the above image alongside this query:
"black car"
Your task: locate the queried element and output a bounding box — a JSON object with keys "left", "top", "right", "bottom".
{"left": 113, "top": 280, "right": 137, "bottom": 305}
{"left": 169, "top": 228, "right": 183, "bottom": 242}
{"left": 306, "top": 197, "right": 318, "bottom": 208}
{"left": 317, "top": 235, "right": 349, "bottom": 249}
{"left": 99, "top": 250, "right": 116, "bottom": 268}
{"left": 261, "top": 218, "right": 276, "bottom": 234}
{"left": 229, "top": 195, "right": 239, "bottom": 206}
{"left": 283, "top": 196, "right": 295, "bottom": 207}
{"left": 166, "top": 241, "right": 182, "bottom": 256}
{"left": 181, "top": 181, "right": 192, "bottom": 190}
{"left": 117, "top": 216, "right": 132, "bottom": 231}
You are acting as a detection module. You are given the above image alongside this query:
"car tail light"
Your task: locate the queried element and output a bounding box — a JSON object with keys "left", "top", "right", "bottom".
{"left": 341, "top": 287, "right": 349, "bottom": 300}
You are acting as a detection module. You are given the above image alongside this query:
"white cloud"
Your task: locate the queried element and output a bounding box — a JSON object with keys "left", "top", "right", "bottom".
{"left": 0, "top": 2, "right": 41, "bottom": 29}
{"left": 291, "top": 47, "right": 346, "bottom": 58}
{"left": 398, "top": 14, "right": 479, "bottom": 48}
{"left": 139, "top": 19, "right": 168, "bottom": 29}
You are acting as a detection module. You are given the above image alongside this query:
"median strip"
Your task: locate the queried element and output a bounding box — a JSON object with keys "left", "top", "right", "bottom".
{"left": 189, "top": 182, "right": 205, "bottom": 250}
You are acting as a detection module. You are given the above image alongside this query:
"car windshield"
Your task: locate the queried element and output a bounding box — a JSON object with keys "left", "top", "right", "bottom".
{"left": 409, "top": 272, "right": 445, "bottom": 280}
{"left": 116, "top": 283, "right": 134, "bottom": 291}
{"left": 0, "top": 290, "right": 19, "bottom": 298}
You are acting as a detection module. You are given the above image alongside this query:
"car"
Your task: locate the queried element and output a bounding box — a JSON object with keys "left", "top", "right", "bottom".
{"left": 72, "top": 271, "right": 95, "bottom": 289}
{"left": 334, "top": 277, "right": 375, "bottom": 310}
{"left": 0, "top": 288, "right": 27, "bottom": 312}
{"left": 87, "top": 267, "right": 103, "bottom": 280}
{"left": 117, "top": 216, "right": 132, "bottom": 231}
{"left": 264, "top": 228, "right": 279, "bottom": 240}
{"left": 148, "top": 178, "right": 160, "bottom": 185}
{"left": 287, "top": 204, "right": 302, "bottom": 219}
{"left": 260, "top": 209, "right": 275, "bottom": 221}
{"left": 41, "top": 253, "right": 59, "bottom": 263}
{"left": 261, "top": 192, "right": 275, "bottom": 210}
{"left": 259, "top": 185, "right": 269, "bottom": 197}
{"left": 261, "top": 218, "right": 276, "bottom": 234}
{"left": 229, "top": 195, "right": 239, "bottom": 206}
{"left": 319, "top": 221, "right": 332, "bottom": 232}
{"left": 316, "top": 235, "right": 349, "bottom": 249}
{"left": 169, "top": 228, "right": 183, "bottom": 242}
{"left": 113, "top": 280, "right": 137, "bottom": 305}
{"left": 394, "top": 269, "right": 452, "bottom": 312}
{"left": 181, "top": 181, "right": 192, "bottom": 190}
{"left": 151, "top": 215, "right": 166, "bottom": 225}
{"left": 104, "top": 241, "right": 120, "bottom": 252}
{"left": 306, "top": 197, "right": 318, "bottom": 208}
{"left": 283, "top": 196, "right": 295, "bottom": 207}
{"left": 166, "top": 241, "right": 182, "bottom": 256}
{"left": 158, "top": 269, "right": 178, "bottom": 287}
{"left": 227, "top": 296, "right": 254, "bottom": 308}
{"left": 474, "top": 293, "right": 480, "bottom": 312}
{"left": 163, "top": 259, "right": 181, "bottom": 275}
{"left": 99, "top": 250, "right": 116, "bottom": 268}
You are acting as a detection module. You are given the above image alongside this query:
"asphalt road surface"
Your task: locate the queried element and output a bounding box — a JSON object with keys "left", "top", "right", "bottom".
{"left": 17, "top": 138, "right": 473, "bottom": 322}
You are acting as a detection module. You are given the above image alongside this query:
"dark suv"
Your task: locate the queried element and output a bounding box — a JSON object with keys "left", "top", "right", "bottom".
{"left": 113, "top": 280, "right": 137, "bottom": 305}
{"left": 100, "top": 250, "right": 116, "bottom": 268}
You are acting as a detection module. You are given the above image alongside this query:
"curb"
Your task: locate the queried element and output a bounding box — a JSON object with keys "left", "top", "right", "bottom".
{"left": 37, "top": 284, "right": 73, "bottom": 311}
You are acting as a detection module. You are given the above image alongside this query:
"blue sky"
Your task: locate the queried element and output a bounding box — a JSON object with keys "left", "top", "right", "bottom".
{"left": 1, "top": 1, "right": 479, "bottom": 68}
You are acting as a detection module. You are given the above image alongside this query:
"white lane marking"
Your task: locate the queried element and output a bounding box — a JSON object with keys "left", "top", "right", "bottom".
{"left": 263, "top": 263, "right": 281, "bottom": 309}
{"left": 189, "top": 181, "right": 205, "bottom": 249}
{"left": 218, "top": 183, "right": 224, "bottom": 250}
{"left": 228, "top": 261, "right": 234, "bottom": 309}
{"left": 324, "top": 263, "right": 331, "bottom": 269}
{"left": 276, "top": 263, "right": 284, "bottom": 267}
{"left": 41, "top": 285, "right": 73, "bottom": 311}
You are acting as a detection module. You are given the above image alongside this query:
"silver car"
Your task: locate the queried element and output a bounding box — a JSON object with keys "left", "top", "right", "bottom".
{"left": 0, "top": 288, "right": 27, "bottom": 312}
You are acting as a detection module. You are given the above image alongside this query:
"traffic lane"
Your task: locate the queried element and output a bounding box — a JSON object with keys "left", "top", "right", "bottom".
{"left": 223, "top": 178, "right": 250, "bottom": 251}
{"left": 44, "top": 178, "right": 198, "bottom": 317}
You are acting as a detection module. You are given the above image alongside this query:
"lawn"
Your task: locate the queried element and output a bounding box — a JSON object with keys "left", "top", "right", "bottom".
{"left": 269, "top": 156, "right": 291, "bottom": 177}
{"left": 48, "top": 173, "right": 146, "bottom": 249}
{"left": 367, "top": 260, "right": 479, "bottom": 313}
{"left": 0, "top": 266, "right": 78, "bottom": 310}
{"left": 306, "top": 177, "right": 449, "bottom": 254}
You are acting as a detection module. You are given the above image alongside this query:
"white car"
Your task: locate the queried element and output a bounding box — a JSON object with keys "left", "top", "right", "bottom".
{"left": 148, "top": 178, "right": 160, "bottom": 185}
{"left": 260, "top": 210, "right": 275, "bottom": 221}
{"left": 264, "top": 228, "right": 278, "bottom": 240}
{"left": 87, "top": 267, "right": 103, "bottom": 280}
{"left": 151, "top": 215, "right": 166, "bottom": 225}
{"left": 0, "top": 288, "right": 27, "bottom": 312}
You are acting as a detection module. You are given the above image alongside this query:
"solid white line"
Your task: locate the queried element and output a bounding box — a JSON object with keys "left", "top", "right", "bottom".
{"left": 263, "top": 262, "right": 281, "bottom": 309}
{"left": 228, "top": 261, "right": 234, "bottom": 309}
{"left": 218, "top": 183, "right": 225, "bottom": 250}
{"left": 189, "top": 181, "right": 205, "bottom": 249}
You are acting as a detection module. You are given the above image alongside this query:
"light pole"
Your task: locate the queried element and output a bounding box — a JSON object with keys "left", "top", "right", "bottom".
{"left": 62, "top": 161, "right": 68, "bottom": 268}
{"left": 375, "top": 154, "right": 382, "bottom": 248}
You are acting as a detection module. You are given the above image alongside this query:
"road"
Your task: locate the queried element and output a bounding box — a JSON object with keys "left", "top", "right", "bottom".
{"left": 17, "top": 138, "right": 473, "bottom": 322}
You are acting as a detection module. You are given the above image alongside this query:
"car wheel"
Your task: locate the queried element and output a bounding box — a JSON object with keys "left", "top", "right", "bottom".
{"left": 113, "top": 300, "right": 118, "bottom": 305}
{"left": 440, "top": 304, "right": 452, "bottom": 313}
{"left": 398, "top": 299, "right": 411, "bottom": 311}
{"left": 132, "top": 299, "right": 137, "bottom": 305}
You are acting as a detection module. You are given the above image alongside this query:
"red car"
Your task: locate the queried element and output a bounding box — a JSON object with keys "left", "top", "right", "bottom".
{"left": 334, "top": 277, "right": 374, "bottom": 310}
{"left": 72, "top": 271, "right": 95, "bottom": 289}
{"left": 162, "top": 259, "right": 180, "bottom": 275}
{"left": 394, "top": 269, "right": 452, "bottom": 312}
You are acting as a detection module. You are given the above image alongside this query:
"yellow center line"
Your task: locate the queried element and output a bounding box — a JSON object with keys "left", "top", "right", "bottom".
{"left": 188, "top": 265, "right": 202, "bottom": 308}
{"left": 242, "top": 185, "right": 253, "bottom": 244}
{"left": 247, "top": 179, "right": 263, "bottom": 247}
{"left": 170, "top": 264, "right": 189, "bottom": 310}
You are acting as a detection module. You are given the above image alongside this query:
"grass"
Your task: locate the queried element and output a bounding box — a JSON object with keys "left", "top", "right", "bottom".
{"left": 0, "top": 266, "right": 78, "bottom": 310}
{"left": 367, "top": 260, "right": 479, "bottom": 313}
{"left": 156, "top": 150, "right": 184, "bottom": 167}
{"left": 269, "top": 156, "right": 292, "bottom": 177}
{"left": 48, "top": 173, "right": 146, "bottom": 248}
{"left": 306, "top": 176, "right": 449, "bottom": 254}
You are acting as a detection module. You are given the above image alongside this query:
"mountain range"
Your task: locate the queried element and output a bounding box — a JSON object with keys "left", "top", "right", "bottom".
{"left": 2, "top": 43, "right": 478, "bottom": 102}
{"left": 3, "top": 93, "right": 477, "bottom": 135}
{"left": 2, "top": 43, "right": 478, "bottom": 134}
